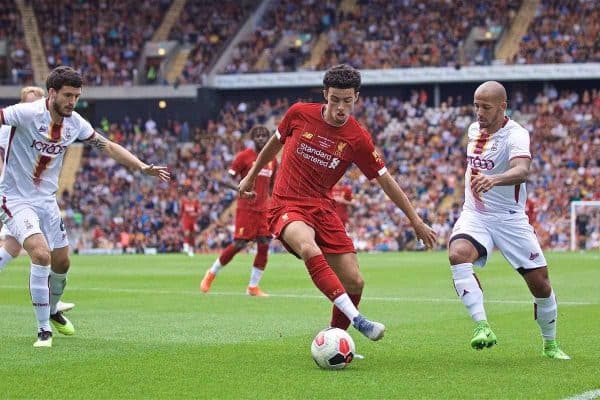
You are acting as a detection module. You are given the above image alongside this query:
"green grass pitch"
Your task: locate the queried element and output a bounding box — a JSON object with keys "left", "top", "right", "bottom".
{"left": 1, "top": 251, "right": 598, "bottom": 399}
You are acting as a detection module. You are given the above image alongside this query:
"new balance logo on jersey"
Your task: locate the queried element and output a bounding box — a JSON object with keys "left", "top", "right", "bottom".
{"left": 38, "top": 125, "right": 47, "bottom": 133}
{"left": 529, "top": 252, "right": 539, "bottom": 260}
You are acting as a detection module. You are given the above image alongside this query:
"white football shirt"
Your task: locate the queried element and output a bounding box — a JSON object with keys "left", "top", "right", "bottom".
{"left": 463, "top": 118, "right": 531, "bottom": 214}
{"left": 0, "top": 125, "right": 13, "bottom": 164}
{"left": 0, "top": 98, "right": 94, "bottom": 198}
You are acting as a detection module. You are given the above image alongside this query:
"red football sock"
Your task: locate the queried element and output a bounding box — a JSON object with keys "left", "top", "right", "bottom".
{"left": 305, "top": 254, "right": 346, "bottom": 301}
{"left": 253, "top": 243, "right": 269, "bottom": 270}
{"left": 218, "top": 244, "right": 240, "bottom": 266}
{"left": 330, "top": 293, "right": 362, "bottom": 330}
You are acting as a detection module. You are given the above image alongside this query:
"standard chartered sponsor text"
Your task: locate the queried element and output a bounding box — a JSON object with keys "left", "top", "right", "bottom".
{"left": 297, "top": 142, "right": 332, "bottom": 167}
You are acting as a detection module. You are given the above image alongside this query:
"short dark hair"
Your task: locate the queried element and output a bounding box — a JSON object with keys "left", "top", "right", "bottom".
{"left": 323, "top": 64, "right": 361, "bottom": 91}
{"left": 46, "top": 66, "right": 83, "bottom": 91}
{"left": 249, "top": 125, "right": 270, "bottom": 138}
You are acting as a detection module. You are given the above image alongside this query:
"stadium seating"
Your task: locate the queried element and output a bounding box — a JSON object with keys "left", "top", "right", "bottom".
{"left": 169, "top": 0, "right": 257, "bottom": 83}
{"left": 33, "top": 0, "right": 171, "bottom": 86}
{"left": 223, "top": 0, "right": 521, "bottom": 74}
{"left": 0, "top": 0, "right": 32, "bottom": 84}
{"left": 511, "top": 0, "right": 600, "bottom": 64}
{"left": 222, "top": 0, "right": 342, "bottom": 74}
{"left": 3, "top": 0, "right": 596, "bottom": 84}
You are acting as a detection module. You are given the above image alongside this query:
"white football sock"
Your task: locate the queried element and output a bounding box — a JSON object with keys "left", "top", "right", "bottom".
{"left": 333, "top": 293, "right": 360, "bottom": 322}
{"left": 210, "top": 259, "right": 223, "bottom": 275}
{"left": 248, "top": 266, "right": 264, "bottom": 287}
{"left": 49, "top": 271, "right": 67, "bottom": 315}
{"left": 30, "top": 264, "right": 51, "bottom": 332}
{"left": 0, "top": 247, "right": 14, "bottom": 271}
{"left": 535, "top": 290, "right": 557, "bottom": 340}
{"left": 451, "top": 263, "right": 487, "bottom": 322}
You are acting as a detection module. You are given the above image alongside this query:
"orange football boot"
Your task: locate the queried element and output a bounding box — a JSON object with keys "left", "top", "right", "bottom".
{"left": 246, "top": 286, "right": 269, "bottom": 297}
{"left": 200, "top": 270, "right": 216, "bottom": 293}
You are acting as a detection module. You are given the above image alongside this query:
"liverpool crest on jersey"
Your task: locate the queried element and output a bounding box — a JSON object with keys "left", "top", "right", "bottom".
{"left": 334, "top": 141, "right": 347, "bottom": 157}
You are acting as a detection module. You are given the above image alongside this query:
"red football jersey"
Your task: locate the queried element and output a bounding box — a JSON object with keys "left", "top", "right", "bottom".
{"left": 331, "top": 184, "right": 353, "bottom": 223}
{"left": 273, "top": 102, "right": 385, "bottom": 207}
{"left": 180, "top": 198, "right": 200, "bottom": 220}
{"left": 229, "top": 148, "right": 276, "bottom": 212}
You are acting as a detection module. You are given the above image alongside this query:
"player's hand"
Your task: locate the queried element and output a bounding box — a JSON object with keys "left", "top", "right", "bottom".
{"left": 142, "top": 164, "right": 170, "bottom": 182}
{"left": 413, "top": 220, "right": 437, "bottom": 249}
{"left": 238, "top": 175, "right": 256, "bottom": 199}
{"left": 471, "top": 174, "right": 496, "bottom": 193}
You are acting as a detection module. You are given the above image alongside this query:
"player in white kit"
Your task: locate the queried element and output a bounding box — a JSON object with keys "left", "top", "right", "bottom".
{"left": 0, "top": 67, "right": 170, "bottom": 347}
{"left": 0, "top": 86, "right": 75, "bottom": 313}
{"left": 448, "top": 81, "right": 570, "bottom": 360}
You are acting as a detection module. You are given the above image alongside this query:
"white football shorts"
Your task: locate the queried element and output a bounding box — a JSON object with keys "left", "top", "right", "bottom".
{"left": 450, "top": 209, "right": 547, "bottom": 270}
{"left": 0, "top": 196, "right": 68, "bottom": 250}
{"left": 0, "top": 223, "right": 12, "bottom": 239}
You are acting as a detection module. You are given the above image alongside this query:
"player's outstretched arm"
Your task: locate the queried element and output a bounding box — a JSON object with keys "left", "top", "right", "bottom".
{"left": 471, "top": 157, "right": 530, "bottom": 193}
{"left": 376, "top": 171, "right": 437, "bottom": 249}
{"left": 239, "top": 135, "right": 282, "bottom": 198}
{"left": 84, "top": 132, "right": 170, "bottom": 182}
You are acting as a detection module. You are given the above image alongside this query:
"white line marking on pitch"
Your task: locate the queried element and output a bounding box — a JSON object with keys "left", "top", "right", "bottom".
{"left": 0, "top": 285, "right": 596, "bottom": 305}
{"left": 563, "top": 389, "right": 600, "bottom": 400}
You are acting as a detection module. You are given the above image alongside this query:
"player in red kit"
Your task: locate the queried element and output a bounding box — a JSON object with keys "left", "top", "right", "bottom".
{"left": 200, "top": 126, "right": 277, "bottom": 296}
{"left": 331, "top": 182, "right": 353, "bottom": 228}
{"left": 180, "top": 190, "right": 201, "bottom": 256}
{"left": 239, "top": 65, "right": 437, "bottom": 341}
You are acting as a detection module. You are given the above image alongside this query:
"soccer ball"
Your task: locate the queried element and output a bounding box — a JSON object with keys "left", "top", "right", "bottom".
{"left": 311, "top": 328, "right": 355, "bottom": 370}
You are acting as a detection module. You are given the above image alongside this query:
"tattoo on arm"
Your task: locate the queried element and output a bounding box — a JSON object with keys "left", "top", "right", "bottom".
{"left": 86, "top": 132, "right": 109, "bottom": 151}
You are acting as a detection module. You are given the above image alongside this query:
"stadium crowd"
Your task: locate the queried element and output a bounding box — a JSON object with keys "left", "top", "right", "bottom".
{"left": 1, "top": 1, "right": 32, "bottom": 84}
{"left": 59, "top": 86, "right": 598, "bottom": 253}
{"left": 512, "top": 0, "right": 600, "bottom": 64}
{"left": 315, "top": 0, "right": 521, "bottom": 70}
{"left": 3, "top": 0, "right": 599, "bottom": 85}
{"left": 223, "top": 0, "right": 521, "bottom": 74}
{"left": 35, "top": 0, "right": 171, "bottom": 86}
{"left": 169, "top": 0, "right": 257, "bottom": 83}
{"left": 222, "top": 0, "right": 341, "bottom": 74}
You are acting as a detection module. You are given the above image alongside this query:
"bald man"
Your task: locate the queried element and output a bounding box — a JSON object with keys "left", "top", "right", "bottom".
{"left": 447, "top": 81, "right": 569, "bottom": 359}
{"left": 0, "top": 86, "right": 75, "bottom": 312}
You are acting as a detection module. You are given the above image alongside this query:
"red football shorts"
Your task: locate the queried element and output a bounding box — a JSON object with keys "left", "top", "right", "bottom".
{"left": 181, "top": 218, "right": 195, "bottom": 232}
{"left": 234, "top": 209, "right": 271, "bottom": 240}
{"left": 268, "top": 203, "right": 355, "bottom": 256}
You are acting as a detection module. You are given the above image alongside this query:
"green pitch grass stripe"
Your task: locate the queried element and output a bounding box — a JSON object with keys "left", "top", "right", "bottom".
{"left": 1, "top": 285, "right": 596, "bottom": 305}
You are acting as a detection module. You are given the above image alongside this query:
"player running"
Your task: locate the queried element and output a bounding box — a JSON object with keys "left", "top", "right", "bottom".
{"left": 0, "top": 86, "right": 74, "bottom": 313}
{"left": 200, "top": 126, "right": 277, "bottom": 296}
{"left": 180, "top": 189, "right": 201, "bottom": 256}
{"left": 0, "top": 66, "right": 170, "bottom": 347}
{"left": 239, "top": 64, "right": 436, "bottom": 341}
{"left": 448, "top": 81, "right": 570, "bottom": 359}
